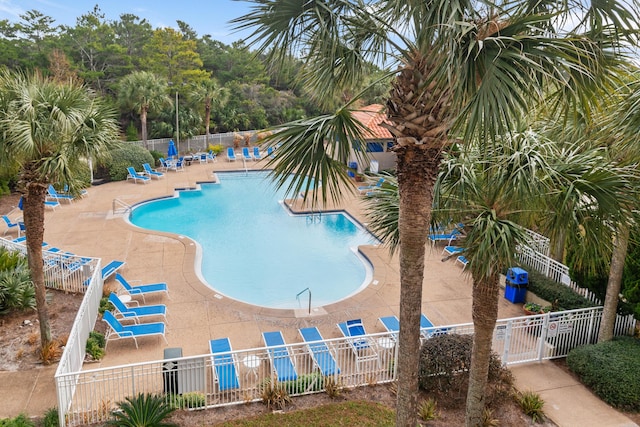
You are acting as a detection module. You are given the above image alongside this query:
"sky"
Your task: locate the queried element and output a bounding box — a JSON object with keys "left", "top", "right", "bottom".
{"left": 0, "top": 0, "right": 253, "bottom": 44}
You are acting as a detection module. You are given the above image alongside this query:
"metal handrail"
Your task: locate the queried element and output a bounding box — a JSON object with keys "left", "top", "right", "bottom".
{"left": 112, "top": 198, "right": 132, "bottom": 215}
{"left": 296, "top": 287, "right": 312, "bottom": 314}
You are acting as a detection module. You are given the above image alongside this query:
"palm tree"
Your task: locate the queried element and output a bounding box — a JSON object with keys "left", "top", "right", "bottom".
{"left": 596, "top": 70, "right": 640, "bottom": 342}
{"left": 234, "top": 2, "right": 637, "bottom": 425}
{"left": 0, "top": 70, "right": 120, "bottom": 351}
{"left": 435, "top": 134, "right": 632, "bottom": 424}
{"left": 191, "top": 78, "right": 229, "bottom": 146}
{"left": 118, "top": 71, "right": 170, "bottom": 149}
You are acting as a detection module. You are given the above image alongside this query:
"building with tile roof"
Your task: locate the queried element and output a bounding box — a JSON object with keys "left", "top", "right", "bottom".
{"left": 348, "top": 104, "right": 396, "bottom": 173}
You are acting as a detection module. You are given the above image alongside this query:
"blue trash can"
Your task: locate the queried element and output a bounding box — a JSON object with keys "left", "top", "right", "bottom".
{"left": 504, "top": 267, "right": 528, "bottom": 303}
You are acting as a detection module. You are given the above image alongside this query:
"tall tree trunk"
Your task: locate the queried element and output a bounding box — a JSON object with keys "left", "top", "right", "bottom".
{"left": 205, "top": 99, "right": 211, "bottom": 146}
{"left": 598, "top": 224, "right": 630, "bottom": 342}
{"left": 23, "top": 183, "right": 51, "bottom": 349}
{"left": 395, "top": 144, "right": 440, "bottom": 427}
{"left": 465, "top": 273, "right": 500, "bottom": 426}
{"left": 550, "top": 230, "right": 566, "bottom": 262}
{"left": 141, "top": 107, "right": 148, "bottom": 150}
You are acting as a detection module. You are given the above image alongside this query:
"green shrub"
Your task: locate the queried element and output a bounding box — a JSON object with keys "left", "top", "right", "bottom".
{"left": 207, "top": 143, "right": 224, "bottom": 155}
{"left": 125, "top": 122, "right": 139, "bottom": 141}
{"left": 98, "top": 296, "right": 112, "bottom": 315}
{"left": 149, "top": 150, "right": 164, "bottom": 166}
{"left": 418, "top": 398, "right": 439, "bottom": 421}
{"left": 525, "top": 269, "right": 595, "bottom": 310}
{"left": 41, "top": 408, "right": 59, "bottom": 427}
{"left": 0, "top": 414, "right": 35, "bottom": 427}
{"left": 284, "top": 373, "right": 324, "bottom": 394}
{"left": 566, "top": 336, "right": 640, "bottom": 411}
{"left": 107, "top": 393, "right": 176, "bottom": 427}
{"left": 0, "top": 267, "right": 35, "bottom": 314}
{"left": 418, "top": 334, "right": 512, "bottom": 403}
{"left": 175, "top": 392, "right": 205, "bottom": 409}
{"left": 102, "top": 144, "right": 154, "bottom": 182}
{"left": 260, "top": 378, "right": 291, "bottom": 410}
{"left": 85, "top": 331, "right": 106, "bottom": 360}
{"left": 515, "top": 390, "right": 545, "bottom": 423}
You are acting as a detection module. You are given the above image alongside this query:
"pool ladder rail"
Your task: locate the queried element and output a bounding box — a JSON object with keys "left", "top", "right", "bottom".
{"left": 112, "top": 198, "right": 132, "bottom": 215}
{"left": 296, "top": 287, "right": 312, "bottom": 314}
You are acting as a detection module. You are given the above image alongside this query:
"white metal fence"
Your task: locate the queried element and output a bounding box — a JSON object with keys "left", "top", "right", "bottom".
{"left": 518, "top": 245, "right": 602, "bottom": 304}
{"left": 130, "top": 131, "right": 259, "bottom": 155}
{"left": 54, "top": 306, "right": 634, "bottom": 426}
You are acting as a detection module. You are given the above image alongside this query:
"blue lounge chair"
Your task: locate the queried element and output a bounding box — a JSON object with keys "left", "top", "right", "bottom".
{"left": 126, "top": 167, "right": 150, "bottom": 184}
{"left": 209, "top": 338, "right": 241, "bottom": 391}
{"left": 262, "top": 331, "right": 298, "bottom": 381}
{"left": 337, "top": 319, "right": 379, "bottom": 370}
{"left": 62, "top": 184, "right": 87, "bottom": 198}
{"left": 2, "top": 215, "right": 19, "bottom": 235}
{"left": 102, "top": 310, "right": 167, "bottom": 349}
{"left": 242, "top": 147, "right": 253, "bottom": 161}
{"left": 299, "top": 327, "right": 340, "bottom": 376}
{"left": 142, "top": 163, "right": 164, "bottom": 179}
{"left": 47, "top": 185, "right": 75, "bottom": 203}
{"left": 358, "top": 178, "right": 385, "bottom": 194}
{"left": 227, "top": 147, "right": 237, "bottom": 162}
{"left": 158, "top": 158, "right": 169, "bottom": 172}
{"left": 207, "top": 150, "right": 217, "bottom": 163}
{"left": 115, "top": 273, "right": 168, "bottom": 303}
{"left": 101, "top": 260, "right": 125, "bottom": 280}
{"left": 380, "top": 314, "right": 435, "bottom": 340}
{"left": 456, "top": 255, "right": 469, "bottom": 270}
{"left": 378, "top": 315, "right": 400, "bottom": 337}
{"left": 45, "top": 200, "right": 59, "bottom": 209}
{"left": 428, "top": 228, "right": 461, "bottom": 246}
{"left": 267, "top": 146, "right": 275, "bottom": 159}
{"left": 253, "top": 147, "right": 262, "bottom": 160}
{"left": 442, "top": 246, "right": 464, "bottom": 256}
{"left": 108, "top": 292, "right": 167, "bottom": 323}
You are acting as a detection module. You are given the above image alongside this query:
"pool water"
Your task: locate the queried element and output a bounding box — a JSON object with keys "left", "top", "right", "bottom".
{"left": 129, "top": 171, "right": 377, "bottom": 309}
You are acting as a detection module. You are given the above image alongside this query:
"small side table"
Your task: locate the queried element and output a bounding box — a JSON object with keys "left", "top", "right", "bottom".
{"left": 377, "top": 337, "right": 394, "bottom": 350}
{"left": 242, "top": 355, "right": 260, "bottom": 381}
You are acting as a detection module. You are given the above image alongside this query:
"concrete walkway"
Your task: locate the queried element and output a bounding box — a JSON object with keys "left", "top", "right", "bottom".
{"left": 511, "top": 362, "right": 638, "bottom": 427}
{"left": 0, "top": 157, "right": 637, "bottom": 426}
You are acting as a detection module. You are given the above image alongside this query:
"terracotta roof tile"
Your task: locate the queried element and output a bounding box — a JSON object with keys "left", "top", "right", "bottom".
{"left": 352, "top": 104, "right": 393, "bottom": 140}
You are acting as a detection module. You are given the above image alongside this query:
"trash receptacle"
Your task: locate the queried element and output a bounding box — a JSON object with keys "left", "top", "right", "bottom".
{"left": 163, "top": 347, "right": 182, "bottom": 394}
{"left": 504, "top": 267, "right": 528, "bottom": 304}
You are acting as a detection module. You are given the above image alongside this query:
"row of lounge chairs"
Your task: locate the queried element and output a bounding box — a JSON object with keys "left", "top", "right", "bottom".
{"left": 227, "top": 146, "right": 275, "bottom": 162}
{"left": 101, "top": 271, "right": 170, "bottom": 349}
{"left": 442, "top": 245, "right": 469, "bottom": 269}
{"left": 208, "top": 315, "right": 443, "bottom": 391}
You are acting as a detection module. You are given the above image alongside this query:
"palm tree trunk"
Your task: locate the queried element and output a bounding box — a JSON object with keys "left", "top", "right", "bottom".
{"left": 23, "top": 183, "right": 51, "bottom": 349}
{"left": 205, "top": 99, "right": 211, "bottom": 146}
{"left": 141, "top": 107, "right": 148, "bottom": 150}
{"left": 598, "top": 224, "right": 630, "bottom": 342}
{"left": 395, "top": 145, "right": 440, "bottom": 427}
{"left": 465, "top": 273, "right": 500, "bottom": 426}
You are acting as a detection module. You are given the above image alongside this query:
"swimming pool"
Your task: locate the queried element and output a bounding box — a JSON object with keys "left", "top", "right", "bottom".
{"left": 129, "top": 171, "right": 377, "bottom": 309}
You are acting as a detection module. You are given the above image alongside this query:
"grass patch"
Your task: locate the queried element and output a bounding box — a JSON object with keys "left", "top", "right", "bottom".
{"left": 215, "top": 400, "right": 395, "bottom": 426}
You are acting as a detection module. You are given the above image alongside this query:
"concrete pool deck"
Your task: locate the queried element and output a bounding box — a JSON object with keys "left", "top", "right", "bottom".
{"left": 1, "top": 155, "right": 637, "bottom": 427}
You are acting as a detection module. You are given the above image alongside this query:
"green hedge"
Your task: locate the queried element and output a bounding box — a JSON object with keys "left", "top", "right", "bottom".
{"left": 567, "top": 336, "right": 640, "bottom": 411}
{"left": 524, "top": 269, "right": 595, "bottom": 311}
{"left": 102, "top": 144, "right": 154, "bottom": 181}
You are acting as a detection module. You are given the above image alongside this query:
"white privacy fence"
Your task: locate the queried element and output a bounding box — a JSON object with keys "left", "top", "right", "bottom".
{"left": 55, "top": 307, "right": 635, "bottom": 426}
{"left": 130, "top": 131, "right": 259, "bottom": 155}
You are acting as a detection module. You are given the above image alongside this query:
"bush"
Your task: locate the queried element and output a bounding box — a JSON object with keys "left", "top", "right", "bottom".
{"left": 284, "top": 373, "right": 324, "bottom": 394}
{"left": 566, "top": 336, "right": 640, "bottom": 411}
{"left": 107, "top": 393, "right": 176, "bottom": 427}
{"left": 148, "top": 150, "right": 164, "bottom": 166}
{"left": 418, "top": 334, "right": 513, "bottom": 406}
{"left": 0, "top": 261, "right": 35, "bottom": 314}
{"left": 101, "top": 144, "right": 154, "bottom": 182}
{"left": 525, "top": 269, "right": 595, "bottom": 310}
{"left": 0, "top": 414, "right": 35, "bottom": 427}
{"left": 207, "top": 143, "right": 224, "bottom": 156}
{"left": 260, "top": 378, "right": 291, "bottom": 410}
{"left": 515, "top": 390, "right": 545, "bottom": 423}
{"left": 41, "top": 407, "right": 59, "bottom": 427}
{"left": 86, "top": 331, "right": 106, "bottom": 360}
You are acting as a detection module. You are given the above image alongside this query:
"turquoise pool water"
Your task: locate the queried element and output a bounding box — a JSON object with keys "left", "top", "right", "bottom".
{"left": 129, "top": 171, "right": 377, "bottom": 309}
